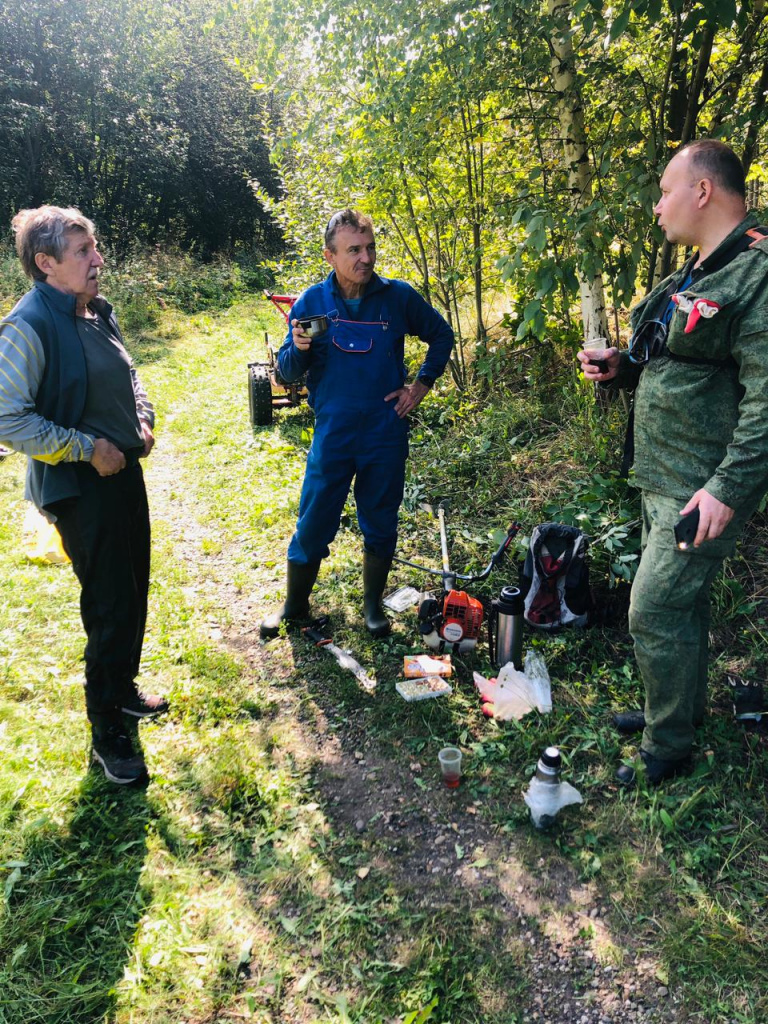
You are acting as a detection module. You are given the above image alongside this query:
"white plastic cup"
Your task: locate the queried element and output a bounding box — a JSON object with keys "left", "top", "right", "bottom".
{"left": 437, "top": 746, "right": 462, "bottom": 788}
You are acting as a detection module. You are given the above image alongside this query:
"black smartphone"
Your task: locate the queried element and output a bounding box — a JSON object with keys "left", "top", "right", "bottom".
{"left": 674, "top": 508, "right": 700, "bottom": 549}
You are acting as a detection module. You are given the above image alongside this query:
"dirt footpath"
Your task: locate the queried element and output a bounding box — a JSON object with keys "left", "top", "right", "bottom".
{"left": 148, "top": 426, "right": 685, "bottom": 1024}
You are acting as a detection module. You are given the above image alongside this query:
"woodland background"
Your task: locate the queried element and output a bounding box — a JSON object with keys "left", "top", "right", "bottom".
{"left": 1, "top": 2, "right": 767, "bottom": 1023}
{"left": 3, "top": 0, "right": 768, "bottom": 371}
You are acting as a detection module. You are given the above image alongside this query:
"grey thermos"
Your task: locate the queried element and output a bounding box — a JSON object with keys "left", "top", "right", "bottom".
{"left": 491, "top": 585, "right": 525, "bottom": 668}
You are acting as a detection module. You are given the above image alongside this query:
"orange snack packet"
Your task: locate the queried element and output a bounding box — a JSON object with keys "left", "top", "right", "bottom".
{"left": 403, "top": 654, "right": 452, "bottom": 678}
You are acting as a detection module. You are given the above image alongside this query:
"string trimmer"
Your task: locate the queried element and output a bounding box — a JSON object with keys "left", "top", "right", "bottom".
{"left": 393, "top": 506, "right": 520, "bottom": 653}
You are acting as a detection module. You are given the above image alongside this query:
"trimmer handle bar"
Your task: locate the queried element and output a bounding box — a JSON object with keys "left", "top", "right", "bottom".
{"left": 393, "top": 522, "right": 521, "bottom": 591}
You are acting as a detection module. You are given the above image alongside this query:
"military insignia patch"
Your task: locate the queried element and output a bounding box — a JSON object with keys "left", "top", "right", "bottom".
{"left": 672, "top": 294, "right": 721, "bottom": 334}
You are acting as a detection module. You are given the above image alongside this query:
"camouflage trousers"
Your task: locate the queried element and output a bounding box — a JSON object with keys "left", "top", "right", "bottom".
{"left": 629, "top": 491, "right": 751, "bottom": 761}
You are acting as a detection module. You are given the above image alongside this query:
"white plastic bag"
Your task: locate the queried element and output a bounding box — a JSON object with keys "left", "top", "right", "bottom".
{"left": 383, "top": 586, "right": 421, "bottom": 612}
{"left": 523, "top": 776, "right": 583, "bottom": 829}
{"left": 473, "top": 650, "right": 552, "bottom": 721}
{"left": 22, "top": 504, "right": 69, "bottom": 565}
{"left": 518, "top": 650, "right": 552, "bottom": 713}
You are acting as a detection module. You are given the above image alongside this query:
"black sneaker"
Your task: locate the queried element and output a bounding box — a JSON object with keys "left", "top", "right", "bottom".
{"left": 91, "top": 724, "right": 149, "bottom": 785}
{"left": 120, "top": 690, "right": 170, "bottom": 718}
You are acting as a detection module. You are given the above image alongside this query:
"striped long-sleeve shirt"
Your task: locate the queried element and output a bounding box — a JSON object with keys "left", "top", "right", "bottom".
{"left": 0, "top": 313, "right": 154, "bottom": 464}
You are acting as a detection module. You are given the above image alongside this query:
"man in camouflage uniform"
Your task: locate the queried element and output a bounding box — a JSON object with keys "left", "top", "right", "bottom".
{"left": 578, "top": 140, "right": 768, "bottom": 784}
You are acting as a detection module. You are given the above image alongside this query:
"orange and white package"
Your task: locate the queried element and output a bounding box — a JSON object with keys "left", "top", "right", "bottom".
{"left": 403, "top": 654, "right": 452, "bottom": 678}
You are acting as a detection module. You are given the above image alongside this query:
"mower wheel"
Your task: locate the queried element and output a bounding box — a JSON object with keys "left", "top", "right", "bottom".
{"left": 248, "top": 364, "right": 273, "bottom": 427}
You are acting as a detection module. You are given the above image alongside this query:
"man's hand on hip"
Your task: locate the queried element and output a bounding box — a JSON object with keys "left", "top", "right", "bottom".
{"left": 384, "top": 379, "right": 431, "bottom": 419}
{"left": 140, "top": 421, "right": 155, "bottom": 458}
{"left": 91, "top": 438, "right": 126, "bottom": 476}
{"left": 681, "top": 489, "right": 735, "bottom": 546}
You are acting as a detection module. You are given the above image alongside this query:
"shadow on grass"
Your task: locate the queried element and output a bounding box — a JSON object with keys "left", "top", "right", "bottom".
{"left": 0, "top": 772, "right": 149, "bottom": 1024}
{"left": 152, "top": 715, "right": 531, "bottom": 1023}
{"left": 129, "top": 328, "right": 179, "bottom": 367}
{"left": 243, "top": 406, "right": 768, "bottom": 1020}
{"left": 251, "top": 397, "right": 313, "bottom": 444}
{"left": 271, "top": 617, "right": 768, "bottom": 1022}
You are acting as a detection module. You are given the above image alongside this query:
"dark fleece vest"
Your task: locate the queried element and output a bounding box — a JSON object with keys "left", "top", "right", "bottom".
{"left": 9, "top": 280, "right": 122, "bottom": 510}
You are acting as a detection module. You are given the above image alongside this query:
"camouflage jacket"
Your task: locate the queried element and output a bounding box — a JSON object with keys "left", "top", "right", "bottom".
{"left": 610, "top": 213, "right": 768, "bottom": 511}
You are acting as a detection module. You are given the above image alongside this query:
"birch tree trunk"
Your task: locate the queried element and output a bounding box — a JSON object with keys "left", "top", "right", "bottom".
{"left": 547, "top": 0, "right": 611, "bottom": 345}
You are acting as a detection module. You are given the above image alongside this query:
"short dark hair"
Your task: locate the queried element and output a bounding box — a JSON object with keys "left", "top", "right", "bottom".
{"left": 324, "top": 209, "right": 374, "bottom": 251}
{"left": 12, "top": 205, "right": 96, "bottom": 281}
{"left": 678, "top": 140, "right": 746, "bottom": 199}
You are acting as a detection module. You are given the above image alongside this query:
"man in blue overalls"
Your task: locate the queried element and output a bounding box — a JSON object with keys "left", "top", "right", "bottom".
{"left": 261, "top": 209, "right": 454, "bottom": 639}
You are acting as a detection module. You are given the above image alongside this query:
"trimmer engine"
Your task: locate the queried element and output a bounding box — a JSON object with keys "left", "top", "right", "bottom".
{"left": 418, "top": 588, "right": 484, "bottom": 653}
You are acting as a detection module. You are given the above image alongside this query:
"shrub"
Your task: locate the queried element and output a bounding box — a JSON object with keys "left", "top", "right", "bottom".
{"left": 0, "top": 243, "right": 273, "bottom": 330}
{"left": 0, "top": 248, "right": 29, "bottom": 314}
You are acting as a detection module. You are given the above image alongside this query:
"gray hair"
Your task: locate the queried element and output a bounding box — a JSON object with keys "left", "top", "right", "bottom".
{"left": 324, "top": 209, "right": 374, "bottom": 252}
{"left": 12, "top": 205, "right": 97, "bottom": 281}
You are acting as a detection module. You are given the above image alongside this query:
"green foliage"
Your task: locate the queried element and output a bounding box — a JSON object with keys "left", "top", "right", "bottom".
{"left": 0, "top": 0, "right": 282, "bottom": 256}
{"left": 236, "top": 0, "right": 768, "bottom": 369}
{"left": 544, "top": 471, "right": 642, "bottom": 585}
{"left": 0, "top": 249, "right": 27, "bottom": 314}
{"left": 0, "top": 244, "right": 265, "bottom": 335}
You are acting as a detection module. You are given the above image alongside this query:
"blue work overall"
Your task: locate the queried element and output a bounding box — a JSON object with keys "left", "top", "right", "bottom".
{"left": 287, "top": 288, "right": 409, "bottom": 565}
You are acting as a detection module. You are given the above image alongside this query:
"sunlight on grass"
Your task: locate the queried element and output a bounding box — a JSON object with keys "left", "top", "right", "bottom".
{"left": 1, "top": 297, "right": 766, "bottom": 1023}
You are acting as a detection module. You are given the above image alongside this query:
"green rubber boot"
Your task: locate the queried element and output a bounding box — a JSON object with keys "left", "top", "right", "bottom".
{"left": 260, "top": 560, "right": 321, "bottom": 639}
{"left": 363, "top": 551, "right": 392, "bottom": 638}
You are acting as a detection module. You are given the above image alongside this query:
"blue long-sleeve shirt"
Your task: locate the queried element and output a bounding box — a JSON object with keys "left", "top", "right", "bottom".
{"left": 278, "top": 271, "right": 454, "bottom": 389}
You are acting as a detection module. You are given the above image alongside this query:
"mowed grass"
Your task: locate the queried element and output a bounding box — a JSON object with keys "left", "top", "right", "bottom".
{"left": 0, "top": 295, "right": 767, "bottom": 1023}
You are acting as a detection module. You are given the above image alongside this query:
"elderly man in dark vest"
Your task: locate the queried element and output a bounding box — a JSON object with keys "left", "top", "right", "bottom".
{"left": 0, "top": 205, "right": 167, "bottom": 786}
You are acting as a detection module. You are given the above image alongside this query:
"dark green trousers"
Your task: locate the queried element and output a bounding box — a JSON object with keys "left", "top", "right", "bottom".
{"left": 629, "top": 491, "right": 750, "bottom": 761}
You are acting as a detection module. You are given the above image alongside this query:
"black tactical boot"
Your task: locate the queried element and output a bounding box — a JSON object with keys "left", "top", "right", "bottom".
{"left": 260, "top": 560, "right": 321, "bottom": 639}
{"left": 613, "top": 709, "right": 704, "bottom": 734}
{"left": 616, "top": 749, "right": 692, "bottom": 787}
{"left": 363, "top": 551, "right": 392, "bottom": 637}
{"left": 612, "top": 709, "right": 646, "bottom": 733}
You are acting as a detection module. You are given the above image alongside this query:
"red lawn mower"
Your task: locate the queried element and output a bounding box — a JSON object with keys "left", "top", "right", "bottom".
{"left": 248, "top": 291, "right": 309, "bottom": 426}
